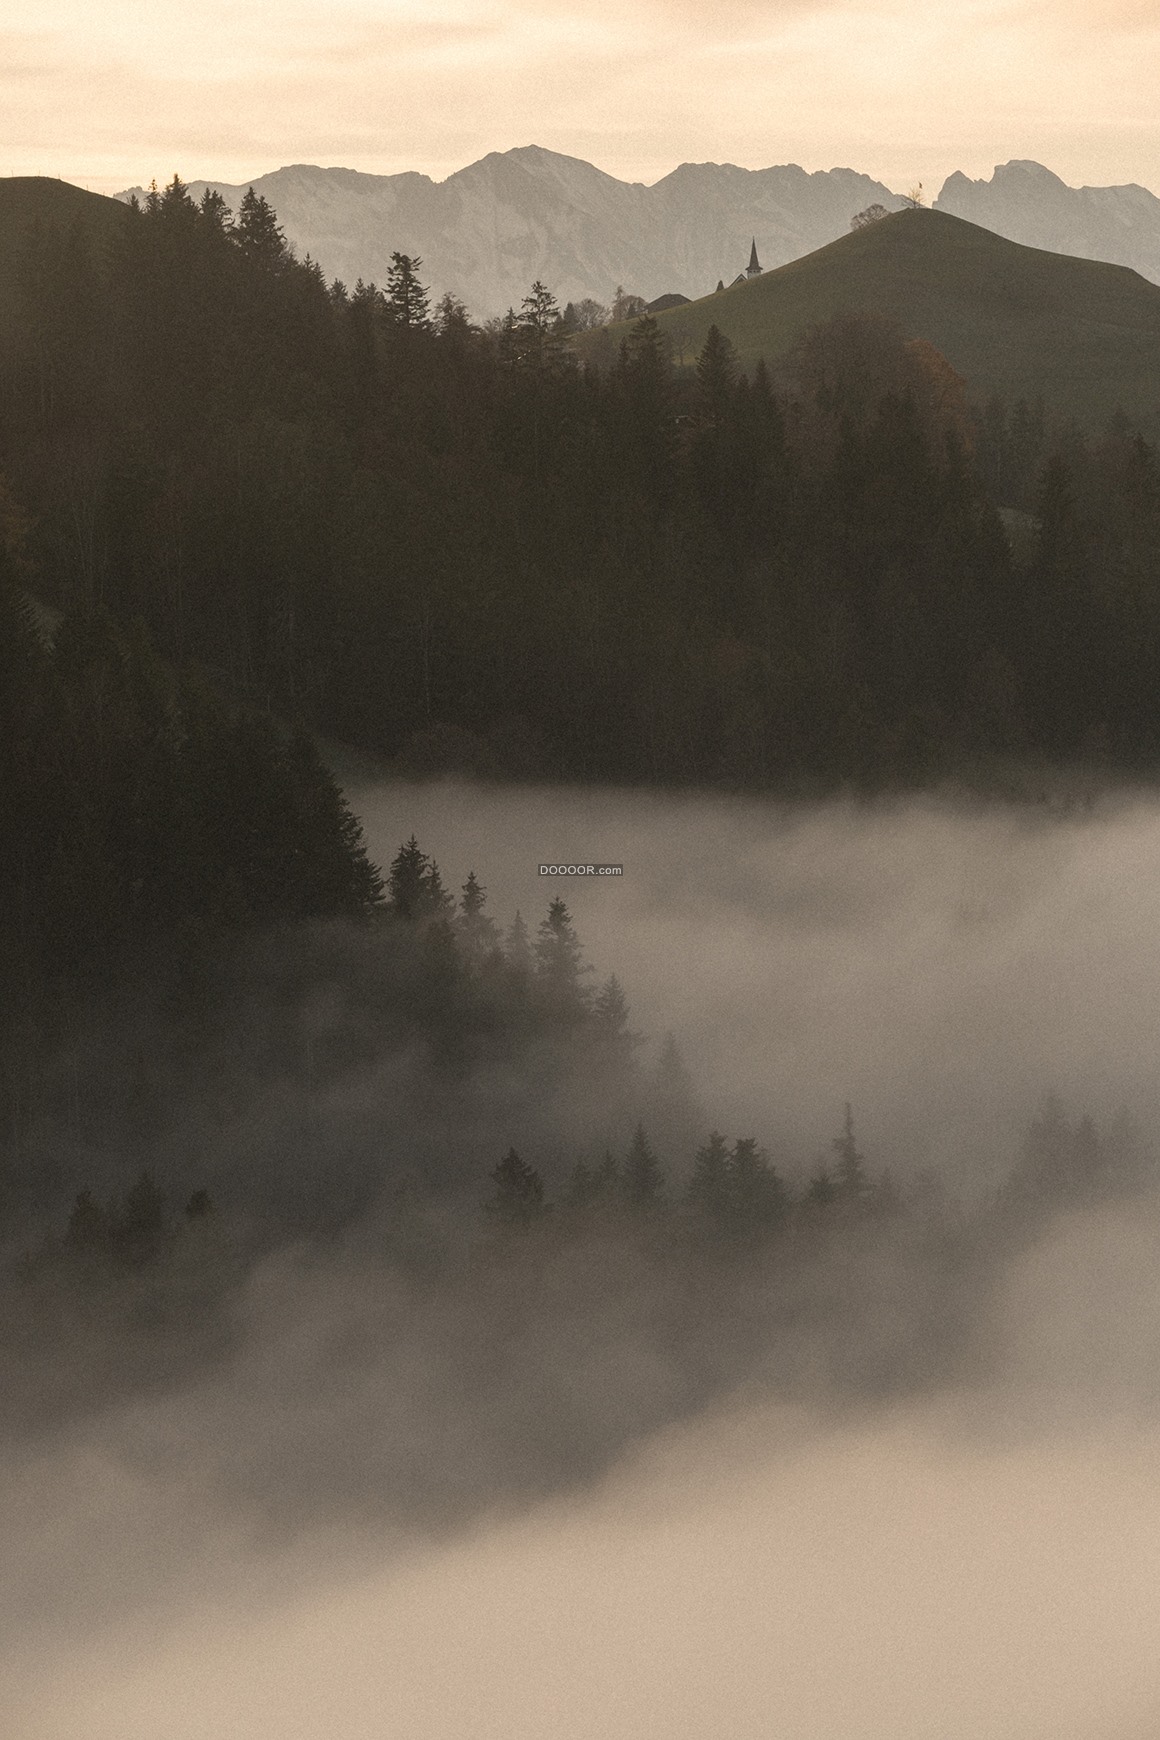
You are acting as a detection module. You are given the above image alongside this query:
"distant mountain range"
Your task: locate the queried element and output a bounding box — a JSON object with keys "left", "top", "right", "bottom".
{"left": 934, "top": 160, "right": 1160, "bottom": 287}
{"left": 624, "top": 208, "right": 1160, "bottom": 435}
{"left": 119, "top": 149, "right": 900, "bottom": 317}
{"left": 6, "top": 172, "right": 1159, "bottom": 433}
{"left": 118, "top": 148, "right": 1160, "bottom": 320}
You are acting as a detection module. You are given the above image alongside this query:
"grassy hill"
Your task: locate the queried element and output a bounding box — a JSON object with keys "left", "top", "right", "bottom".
{"left": 0, "top": 177, "right": 128, "bottom": 329}
{"left": 595, "top": 208, "right": 1160, "bottom": 432}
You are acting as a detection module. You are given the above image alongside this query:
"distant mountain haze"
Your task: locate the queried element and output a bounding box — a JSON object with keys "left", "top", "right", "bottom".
{"left": 117, "top": 147, "right": 1160, "bottom": 318}
{"left": 119, "top": 146, "right": 903, "bottom": 317}
{"left": 7, "top": 170, "right": 1159, "bottom": 432}
{"left": 935, "top": 160, "right": 1160, "bottom": 288}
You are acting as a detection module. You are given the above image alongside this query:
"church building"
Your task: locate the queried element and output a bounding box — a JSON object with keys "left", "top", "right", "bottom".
{"left": 719, "top": 239, "right": 763, "bottom": 291}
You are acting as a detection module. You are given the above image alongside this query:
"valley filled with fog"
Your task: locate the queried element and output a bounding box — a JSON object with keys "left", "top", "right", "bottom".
{"left": 352, "top": 777, "right": 1160, "bottom": 1198}
{"left": 8, "top": 780, "right": 1160, "bottom": 1739}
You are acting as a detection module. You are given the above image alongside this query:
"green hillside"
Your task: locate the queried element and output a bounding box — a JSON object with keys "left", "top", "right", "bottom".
{"left": 0, "top": 175, "right": 126, "bottom": 234}
{"left": 0, "top": 177, "right": 128, "bottom": 328}
{"left": 597, "top": 208, "right": 1160, "bottom": 431}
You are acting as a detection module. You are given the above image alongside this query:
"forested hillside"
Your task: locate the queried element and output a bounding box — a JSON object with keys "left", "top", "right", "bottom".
{"left": 4, "top": 174, "right": 1160, "bottom": 794}
{"left": 613, "top": 208, "right": 1160, "bottom": 434}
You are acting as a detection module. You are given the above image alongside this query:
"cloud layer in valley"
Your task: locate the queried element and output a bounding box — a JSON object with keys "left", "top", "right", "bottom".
{"left": 351, "top": 780, "right": 1160, "bottom": 1196}
{"left": 10, "top": 1203, "right": 1160, "bottom": 1740}
{"left": 8, "top": 784, "right": 1160, "bottom": 1736}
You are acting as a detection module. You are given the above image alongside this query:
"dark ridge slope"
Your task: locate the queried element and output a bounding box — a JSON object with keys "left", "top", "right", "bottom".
{"left": 0, "top": 178, "right": 128, "bottom": 329}
{"left": 614, "top": 208, "right": 1160, "bottom": 430}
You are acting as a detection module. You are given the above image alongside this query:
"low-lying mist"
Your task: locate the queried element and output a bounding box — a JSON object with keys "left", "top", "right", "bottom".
{"left": 351, "top": 778, "right": 1160, "bottom": 1192}
{"left": 10, "top": 780, "right": 1160, "bottom": 1738}
{"left": 9, "top": 1196, "right": 1160, "bottom": 1740}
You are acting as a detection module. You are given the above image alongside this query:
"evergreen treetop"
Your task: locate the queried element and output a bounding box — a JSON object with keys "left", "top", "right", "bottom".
{"left": 485, "top": 1148, "right": 547, "bottom": 1226}
{"left": 534, "top": 898, "right": 593, "bottom": 1008}
{"left": 236, "top": 187, "right": 290, "bottom": 272}
{"left": 385, "top": 252, "right": 432, "bottom": 332}
{"left": 622, "top": 1124, "right": 665, "bottom": 1209}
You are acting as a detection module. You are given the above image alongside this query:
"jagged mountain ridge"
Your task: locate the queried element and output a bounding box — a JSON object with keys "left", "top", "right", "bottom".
{"left": 935, "top": 160, "right": 1160, "bottom": 286}
{"left": 119, "top": 147, "right": 903, "bottom": 317}
{"left": 118, "top": 148, "right": 1160, "bottom": 320}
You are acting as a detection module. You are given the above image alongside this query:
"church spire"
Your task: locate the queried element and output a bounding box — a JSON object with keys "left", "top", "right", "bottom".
{"left": 746, "top": 237, "right": 762, "bottom": 278}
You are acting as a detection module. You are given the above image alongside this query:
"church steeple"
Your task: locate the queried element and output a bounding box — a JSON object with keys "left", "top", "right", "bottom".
{"left": 746, "top": 237, "right": 762, "bottom": 278}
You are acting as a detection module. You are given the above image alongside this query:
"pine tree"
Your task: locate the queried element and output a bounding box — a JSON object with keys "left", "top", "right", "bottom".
{"left": 657, "top": 1033, "right": 692, "bottom": 1096}
{"left": 804, "top": 1167, "right": 836, "bottom": 1211}
{"left": 235, "top": 188, "right": 290, "bottom": 273}
{"left": 456, "top": 870, "right": 500, "bottom": 964}
{"left": 505, "top": 910, "right": 533, "bottom": 977}
{"left": 694, "top": 325, "right": 738, "bottom": 430}
{"left": 277, "top": 732, "right": 385, "bottom": 920}
{"left": 199, "top": 187, "right": 234, "bottom": 237}
{"left": 424, "top": 859, "right": 456, "bottom": 919}
{"left": 1009, "top": 395, "right": 1046, "bottom": 505}
{"left": 435, "top": 291, "right": 471, "bottom": 338}
{"left": 687, "top": 1130, "right": 731, "bottom": 1220}
{"left": 515, "top": 281, "right": 570, "bottom": 374}
{"left": 158, "top": 174, "right": 199, "bottom": 232}
{"left": 485, "top": 1148, "right": 546, "bottom": 1226}
{"left": 387, "top": 836, "right": 449, "bottom": 921}
{"left": 613, "top": 315, "right": 675, "bottom": 508}
{"left": 385, "top": 252, "right": 432, "bottom": 332}
{"left": 622, "top": 1124, "right": 665, "bottom": 1209}
{"left": 646, "top": 1033, "right": 704, "bottom": 1158}
{"left": 534, "top": 897, "right": 592, "bottom": 1011}
{"left": 592, "top": 974, "right": 639, "bottom": 1058}
{"left": 593, "top": 1150, "right": 620, "bottom": 1197}
{"left": 729, "top": 1137, "right": 789, "bottom": 1231}
{"left": 497, "top": 307, "right": 521, "bottom": 368}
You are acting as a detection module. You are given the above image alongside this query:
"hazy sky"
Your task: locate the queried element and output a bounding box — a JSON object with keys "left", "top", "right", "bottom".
{"left": 2, "top": 0, "right": 1158, "bottom": 196}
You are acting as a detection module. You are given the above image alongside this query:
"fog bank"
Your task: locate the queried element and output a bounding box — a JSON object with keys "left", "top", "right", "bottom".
{"left": 9, "top": 1393, "right": 1160, "bottom": 1739}
{"left": 353, "top": 780, "right": 1160, "bottom": 1190}
{"left": 10, "top": 780, "right": 1160, "bottom": 1738}
{"left": 9, "top": 1181, "right": 1160, "bottom": 1738}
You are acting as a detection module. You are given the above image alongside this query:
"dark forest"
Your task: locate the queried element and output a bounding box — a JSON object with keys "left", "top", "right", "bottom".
{"left": 5, "top": 175, "right": 1159, "bottom": 799}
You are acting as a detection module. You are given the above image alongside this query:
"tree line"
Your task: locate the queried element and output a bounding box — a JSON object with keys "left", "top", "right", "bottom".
{"left": 484, "top": 1092, "right": 1143, "bottom": 1238}
{"left": 22, "top": 1085, "right": 1148, "bottom": 1304}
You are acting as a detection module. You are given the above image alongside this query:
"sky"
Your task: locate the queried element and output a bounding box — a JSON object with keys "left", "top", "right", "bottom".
{"left": 1, "top": 0, "right": 1158, "bottom": 197}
